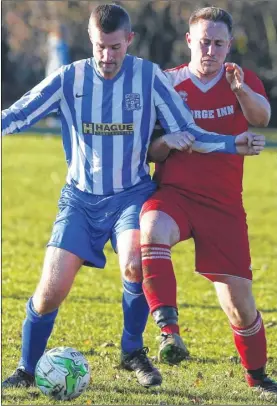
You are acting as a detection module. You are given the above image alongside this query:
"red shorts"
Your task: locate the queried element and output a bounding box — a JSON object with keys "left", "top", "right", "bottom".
{"left": 141, "top": 186, "right": 252, "bottom": 281}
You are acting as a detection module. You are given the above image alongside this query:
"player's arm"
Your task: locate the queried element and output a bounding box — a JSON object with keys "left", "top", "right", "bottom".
{"left": 225, "top": 62, "right": 271, "bottom": 127}
{"left": 149, "top": 124, "right": 265, "bottom": 162}
{"left": 148, "top": 126, "right": 194, "bottom": 162}
{"left": 152, "top": 67, "right": 237, "bottom": 156}
{"left": 2, "top": 69, "right": 63, "bottom": 136}
{"left": 150, "top": 67, "right": 263, "bottom": 161}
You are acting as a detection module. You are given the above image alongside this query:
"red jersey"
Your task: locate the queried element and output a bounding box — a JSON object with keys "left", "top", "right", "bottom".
{"left": 155, "top": 64, "right": 268, "bottom": 205}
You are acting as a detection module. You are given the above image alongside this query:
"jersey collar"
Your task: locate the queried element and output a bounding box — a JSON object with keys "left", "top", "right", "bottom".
{"left": 91, "top": 54, "right": 132, "bottom": 83}
{"left": 188, "top": 63, "right": 224, "bottom": 93}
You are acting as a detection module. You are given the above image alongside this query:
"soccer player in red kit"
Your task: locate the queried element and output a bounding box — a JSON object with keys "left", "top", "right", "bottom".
{"left": 140, "top": 6, "right": 277, "bottom": 396}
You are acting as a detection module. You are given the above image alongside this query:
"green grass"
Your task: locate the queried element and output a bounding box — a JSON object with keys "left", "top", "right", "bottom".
{"left": 2, "top": 134, "right": 277, "bottom": 405}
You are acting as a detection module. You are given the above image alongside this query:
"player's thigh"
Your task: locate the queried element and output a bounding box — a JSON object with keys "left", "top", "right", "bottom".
{"left": 140, "top": 187, "right": 191, "bottom": 246}
{"left": 33, "top": 246, "right": 84, "bottom": 313}
{"left": 213, "top": 275, "right": 257, "bottom": 327}
{"left": 48, "top": 184, "right": 111, "bottom": 269}
{"left": 193, "top": 205, "right": 251, "bottom": 280}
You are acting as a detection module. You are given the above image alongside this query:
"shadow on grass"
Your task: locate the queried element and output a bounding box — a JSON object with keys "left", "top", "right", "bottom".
{"left": 1, "top": 389, "right": 41, "bottom": 405}
{"left": 92, "top": 381, "right": 276, "bottom": 404}
{"left": 179, "top": 302, "right": 277, "bottom": 313}
{"left": 2, "top": 294, "right": 120, "bottom": 304}
{"left": 2, "top": 379, "right": 275, "bottom": 405}
{"left": 187, "top": 356, "right": 219, "bottom": 364}
{"left": 4, "top": 295, "right": 277, "bottom": 314}
{"left": 87, "top": 381, "right": 261, "bottom": 404}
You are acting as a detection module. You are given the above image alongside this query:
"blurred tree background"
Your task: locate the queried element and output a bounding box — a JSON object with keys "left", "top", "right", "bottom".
{"left": 1, "top": 0, "right": 277, "bottom": 127}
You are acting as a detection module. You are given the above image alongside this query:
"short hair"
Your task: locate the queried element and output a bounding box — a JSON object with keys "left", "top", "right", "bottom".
{"left": 189, "top": 6, "right": 233, "bottom": 35}
{"left": 88, "top": 3, "right": 131, "bottom": 35}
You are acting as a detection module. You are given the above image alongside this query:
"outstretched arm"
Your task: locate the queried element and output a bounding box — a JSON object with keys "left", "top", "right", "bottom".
{"left": 235, "top": 132, "right": 266, "bottom": 155}
{"left": 2, "top": 69, "right": 62, "bottom": 136}
{"left": 148, "top": 130, "right": 265, "bottom": 163}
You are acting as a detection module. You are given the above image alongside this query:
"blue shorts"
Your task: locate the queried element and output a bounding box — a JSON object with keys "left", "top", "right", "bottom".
{"left": 47, "top": 181, "right": 157, "bottom": 268}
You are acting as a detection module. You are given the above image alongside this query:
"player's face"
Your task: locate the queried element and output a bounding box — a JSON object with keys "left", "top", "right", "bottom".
{"left": 89, "top": 25, "right": 134, "bottom": 79}
{"left": 186, "top": 19, "right": 232, "bottom": 76}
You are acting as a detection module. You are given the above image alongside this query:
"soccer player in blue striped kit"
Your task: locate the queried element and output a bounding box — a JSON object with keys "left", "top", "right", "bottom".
{"left": 2, "top": 4, "right": 265, "bottom": 389}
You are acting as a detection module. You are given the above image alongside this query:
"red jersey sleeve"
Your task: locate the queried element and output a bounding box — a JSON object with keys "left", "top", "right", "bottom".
{"left": 243, "top": 69, "right": 268, "bottom": 99}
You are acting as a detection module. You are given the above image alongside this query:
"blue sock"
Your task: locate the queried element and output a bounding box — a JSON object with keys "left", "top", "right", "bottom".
{"left": 19, "top": 297, "right": 58, "bottom": 375}
{"left": 121, "top": 280, "right": 149, "bottom": 354}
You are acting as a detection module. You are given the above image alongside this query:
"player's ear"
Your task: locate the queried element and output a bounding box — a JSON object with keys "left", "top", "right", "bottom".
{"left": 186, "top": 32, "right": 191, "bottom": 48}
{"left": 227, "top": 36, "right": 233, "bottom": 54}
{"left": 88, "top": 28, "right": 94, "bottom": 47}
{"left": 127, "top": 31, "right": 135, "bottom": 46}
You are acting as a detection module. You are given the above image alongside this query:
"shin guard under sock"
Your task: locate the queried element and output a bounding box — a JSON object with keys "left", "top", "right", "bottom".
{"left": 231, "top": 311, "right": 267, "bottom": 370}
{"left": 19, "top": 297, "right": 58, "bottom": 375}
{"left": 121, "top": 280, "right": 149, "bottom": 353}
{"left": 142, "top": 244, "right": 177, "bottom": 312}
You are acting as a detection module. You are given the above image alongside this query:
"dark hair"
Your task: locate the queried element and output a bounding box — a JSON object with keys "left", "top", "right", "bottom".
{"left": 88, "top": 3, "right": 131, "bottom": 35}
{"left": 189, "top": 6, "right": 233, "bottom": 35}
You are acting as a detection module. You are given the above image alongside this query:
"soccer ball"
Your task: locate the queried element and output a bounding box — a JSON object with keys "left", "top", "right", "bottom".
{"left": 35, "top": 347, "right": 91, "bottom": 401}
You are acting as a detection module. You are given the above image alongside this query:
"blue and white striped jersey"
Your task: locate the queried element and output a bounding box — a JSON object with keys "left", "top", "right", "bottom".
{"left": 2, "top": 54, "right": 237, "bottom": 195}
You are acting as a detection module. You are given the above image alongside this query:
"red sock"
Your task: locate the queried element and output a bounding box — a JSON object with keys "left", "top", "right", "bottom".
{"left": 161, "top": 324, "right": 180, "bottom": 335}
{"left": 141, "top": 244, "right": 177, "bottom": 313}
{"left": 231, "top": 311, "right": 267, "bottom": 370}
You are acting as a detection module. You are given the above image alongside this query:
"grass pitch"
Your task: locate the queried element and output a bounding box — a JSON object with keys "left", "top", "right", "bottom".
{"left": 2, "top": 134, "right": 277, "bottom": 405}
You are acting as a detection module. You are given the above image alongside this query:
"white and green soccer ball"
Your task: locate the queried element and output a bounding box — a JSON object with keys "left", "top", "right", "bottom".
{"left": 35, "top": 347, "right": 91, "bottom": 401}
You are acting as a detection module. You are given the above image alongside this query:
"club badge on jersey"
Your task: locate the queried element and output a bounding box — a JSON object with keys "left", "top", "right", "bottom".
{"left": 124, "top": 93, "right": 141, "bottom": 111}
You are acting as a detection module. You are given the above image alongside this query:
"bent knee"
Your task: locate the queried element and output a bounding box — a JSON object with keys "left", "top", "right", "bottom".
{"left": 140, "top": 210, "right": 179, "bottom": 245}
{"left": 122, "top": 261, "right": 142, "bottom": 282}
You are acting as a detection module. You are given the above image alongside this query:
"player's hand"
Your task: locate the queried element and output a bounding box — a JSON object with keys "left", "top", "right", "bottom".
{"left": 162, "top": 132, "right": 195, "bottom": 153}
{"left": 235, "top": 132, "right": 266, "bottom": 155}
{"left": 225, "top": 62, "right": 244, "bottom": 93}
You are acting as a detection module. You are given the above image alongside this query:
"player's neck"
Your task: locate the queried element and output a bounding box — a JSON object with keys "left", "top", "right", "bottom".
{"left": 188, "top": 62, "right": 222, "bottom": 84}
{"left": 98, "top": 67, "right": 121, "bottom": 80}
{"left": 94, "top": 61, "right": 123, "bottom": 80}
